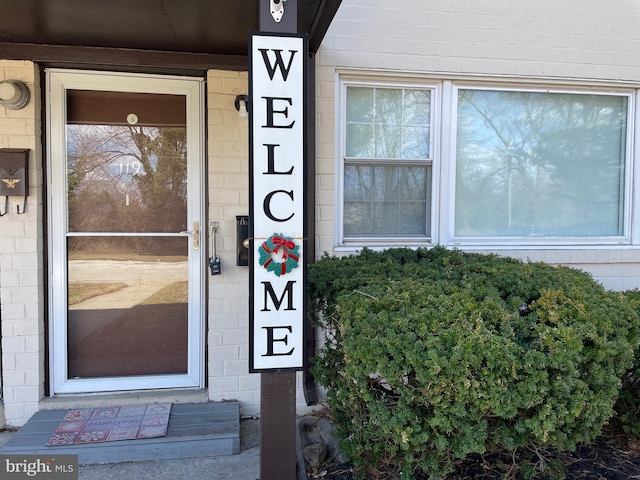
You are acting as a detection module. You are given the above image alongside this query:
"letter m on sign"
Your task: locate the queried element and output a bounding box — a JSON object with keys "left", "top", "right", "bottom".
{"left": 249, "top": 32, "right": 308, "bottom": 372}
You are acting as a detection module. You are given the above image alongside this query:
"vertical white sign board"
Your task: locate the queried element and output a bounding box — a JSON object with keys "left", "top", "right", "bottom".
{"left": 249, "top": 33, "right": 307, "bottom": 372}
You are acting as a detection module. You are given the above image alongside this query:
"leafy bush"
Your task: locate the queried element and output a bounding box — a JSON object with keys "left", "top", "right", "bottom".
{"left": 615, "top": 289, "right": 640, "bottom": 435}
{"left": 309, "top": 247, "right": 640, "bottom": 479}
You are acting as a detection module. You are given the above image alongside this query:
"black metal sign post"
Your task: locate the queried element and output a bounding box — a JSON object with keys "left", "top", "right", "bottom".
{"left": 250, "top": 1, "right": 305, "bottom": 479}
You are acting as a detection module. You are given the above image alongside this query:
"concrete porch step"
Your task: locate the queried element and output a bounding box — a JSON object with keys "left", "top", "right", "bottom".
{"left": 0, "top": 402, "right": 240, "bottom": 465}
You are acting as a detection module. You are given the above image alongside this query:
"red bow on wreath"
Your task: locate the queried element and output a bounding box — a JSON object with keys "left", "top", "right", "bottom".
{"left": 271, "top": 235, "right": 297, "bottom": 260}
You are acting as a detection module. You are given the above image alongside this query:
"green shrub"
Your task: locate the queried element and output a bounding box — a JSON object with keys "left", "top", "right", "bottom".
{"left": 309, "top": 247, "right": 640, "bottom": 479}
{"left": 615, "top": 289, "right": 640, "bottom": 435}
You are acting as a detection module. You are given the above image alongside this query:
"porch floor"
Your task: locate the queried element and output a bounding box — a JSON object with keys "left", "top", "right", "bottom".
{"left": 0, "top": 402, "right": 240, "bottom": 464}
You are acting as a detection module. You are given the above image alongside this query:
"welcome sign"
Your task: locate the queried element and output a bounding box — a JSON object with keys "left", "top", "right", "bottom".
{"left": 249, "top": 32, "right": 308, "bottom": 372}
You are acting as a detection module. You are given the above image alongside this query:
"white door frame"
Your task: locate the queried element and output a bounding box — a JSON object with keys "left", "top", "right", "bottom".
{"left": 46, "top": 69, "right": 205, "bottom": 394}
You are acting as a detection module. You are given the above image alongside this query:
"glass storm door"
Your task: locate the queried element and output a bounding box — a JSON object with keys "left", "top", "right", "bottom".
{"left": 47, "top": 70, "right": 205, "bottom": 394}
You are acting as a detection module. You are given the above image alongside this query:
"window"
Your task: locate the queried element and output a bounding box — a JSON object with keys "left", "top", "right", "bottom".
{"left": 341, "top": 84, "right": 435, "bottom": 241}
{"left": 454, "top": 88, "right": 628, "bottom": 239}
{"left": 337, "top": 77, "right": 634, "bottom": 248}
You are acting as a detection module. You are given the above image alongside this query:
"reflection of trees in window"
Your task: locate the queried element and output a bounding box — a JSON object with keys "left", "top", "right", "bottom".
{"left": 67, "top": 125, "right": 187, "bottom": 234}
{"left": 67, "top": 125, "right": 187, "bottom": 255}
{"left": 344, "top": 86, "right": 431, "bottom": 237}
{"left": 128, "top": 126, "right": 187, "bottom": 233}
{"left": 346, "top": 87, "right": 430, "bottom": 159}
{"left": 344, "top": 165, "right": 428, "bottom": 236}
{"left": 455, "top": 90, "right": 627, "bottom": 237}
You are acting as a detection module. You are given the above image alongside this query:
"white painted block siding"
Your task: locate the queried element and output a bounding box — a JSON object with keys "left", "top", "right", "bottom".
{"left": 319, "top": 0, "right": 640, "bottom": 81}
{"left": 0, "top": 61, "right": 44, "bottom": 426}
{"left": 315, "top": 0, "right": 640, "bottom": 290}
{"left": 206, "top": 70, "right": 256, "bottom": 415}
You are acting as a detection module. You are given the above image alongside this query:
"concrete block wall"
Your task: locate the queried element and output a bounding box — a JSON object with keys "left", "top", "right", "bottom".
{"left": 0, "top": 60, "right": 44, "bottom": 426}
{"left": 319, "top": 0, "right": 640, "bottom": 81}
{"left": 314, "top": 0, "right": 640, "bottom": 290}
{"left": 207, "top": 70, "right": 256, "bottom": 415}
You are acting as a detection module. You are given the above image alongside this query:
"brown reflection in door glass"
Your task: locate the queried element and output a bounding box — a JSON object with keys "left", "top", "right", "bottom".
{"left": 67, "top": 236, "right": 188, "bottom": 378}
{"left": 66, "top": 90, "right": 187, "bottom": 234}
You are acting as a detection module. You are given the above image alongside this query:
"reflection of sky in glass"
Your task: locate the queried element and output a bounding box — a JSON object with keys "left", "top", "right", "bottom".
{"left": 455, "top": 89, "right": 627, "bottom": 237}
{"left": 67, "top": 125, "right": 157, "bottom": 186}
{"left": 346, "top": 87, "right": 431, "bottom": 159}
{"left": 66, "top": 124, "right": 187, "bottom": 233}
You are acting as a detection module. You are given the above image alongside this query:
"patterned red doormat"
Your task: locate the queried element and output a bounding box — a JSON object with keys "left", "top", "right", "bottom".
{"left": 46, "top": 403, "right": 172, "bottom": 446}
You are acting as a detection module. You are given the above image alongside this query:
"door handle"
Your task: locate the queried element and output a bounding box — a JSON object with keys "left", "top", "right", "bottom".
{"left": 192, "top": 221, "right": 199, "bottom": 250}
{"left": 180, "top": 221, "right": 200, "bottom": 250}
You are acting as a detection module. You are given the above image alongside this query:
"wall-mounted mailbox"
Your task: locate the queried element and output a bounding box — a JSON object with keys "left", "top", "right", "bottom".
{"left": 0, "top": 148, "right": 29, "bottom": 196}
{"left": 0, "top": 148, "right": 29, "bottom": 215}
{"left": 236, "top": 215, "right": 249, "bottom": 266}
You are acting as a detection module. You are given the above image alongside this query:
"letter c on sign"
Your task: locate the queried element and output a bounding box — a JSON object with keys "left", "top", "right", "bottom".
{"left": 263, "top": 190, "right": 294, "bottom": 222}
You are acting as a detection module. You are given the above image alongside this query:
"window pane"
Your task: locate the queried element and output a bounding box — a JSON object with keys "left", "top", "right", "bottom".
{"left": 399, "top": 203, "right": 428, "bottom": 234}
{"left": 455, "top": 89, "right": 627, "bottom": 237}
{"left": 344, "top": 165, "right": 372, "bottom": 200}
{"left": 346, "top": 87, "right": 374, "bottom": 122}
{"left": 401, "top": 126, "right": 430, "bottom": 158}
{"left": 67, "top": 124, "right": 188, "bottom": 234}
{"left": 344, "top": 201, "right": 370, "bottom": 235}
{"left": 344, "top": 165, "right": 428, "bottom": 236}
{"left": 375, "top": 124, "right": 402, "bottom": 158}
{"left": 346, "top": 124, "right": 375, "bottom": 157}
{"left": 375, "top": 89, "right": 403, "bottom": 125}
{"left": 346, "top": 86, "right": 431, "bottom": 159}
{"left": 66, "top": 91, "right": 188, "bottom": 234}
{"left": 404, "top": 90, "right": 431, "bottom": 126}
{"left": 67, "top": 236, "right": 188, "bottom": 378}
{"left": 371, "top": 166, "right": 399, "bottom": 201}
{"left": 398, "top": 167, "right": 428, "bottom": 200}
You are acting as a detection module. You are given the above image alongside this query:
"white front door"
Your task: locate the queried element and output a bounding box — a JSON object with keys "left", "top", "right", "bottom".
{"left": 47, "top": 70, "right": 205, "bottom": 394}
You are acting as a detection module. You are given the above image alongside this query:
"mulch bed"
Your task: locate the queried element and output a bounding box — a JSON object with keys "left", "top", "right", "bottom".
{"left": 309, "top": 425, "right": 640, "bottom": 480}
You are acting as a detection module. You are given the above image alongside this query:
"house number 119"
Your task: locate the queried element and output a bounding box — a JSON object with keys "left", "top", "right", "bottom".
{"left": 118, "top": 161, "right": 142, "bottom": 176}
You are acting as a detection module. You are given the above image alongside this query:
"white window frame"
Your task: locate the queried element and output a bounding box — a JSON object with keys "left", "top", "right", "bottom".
{"left": 335, "top": 74, "right": 639, "bottom": 250}
{"left": 335, "top": 77, "right": 441, "bottom": 249}
{"left": 442, "top": 82, "right": 635, "bottom": 247}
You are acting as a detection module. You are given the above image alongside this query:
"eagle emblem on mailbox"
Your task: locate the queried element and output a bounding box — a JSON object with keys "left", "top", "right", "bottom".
{"left": 2, "top": 178, "right": 21, "bottom": 189}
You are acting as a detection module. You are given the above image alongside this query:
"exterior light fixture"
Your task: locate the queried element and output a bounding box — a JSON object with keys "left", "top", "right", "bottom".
{"left": 234, "top": 94, "right": 249, "bottom": 119}
{"left": 0, "top": 80, "right": 30, "bottom": 110}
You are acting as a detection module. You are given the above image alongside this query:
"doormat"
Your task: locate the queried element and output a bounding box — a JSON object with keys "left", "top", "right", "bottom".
{"left": 46, "top": 403, "right": 172, "bottom": 446}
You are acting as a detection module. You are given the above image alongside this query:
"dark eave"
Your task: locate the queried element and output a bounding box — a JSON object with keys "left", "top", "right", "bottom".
{"left": 0, "top": 0, "right": 342, "bottom": 73}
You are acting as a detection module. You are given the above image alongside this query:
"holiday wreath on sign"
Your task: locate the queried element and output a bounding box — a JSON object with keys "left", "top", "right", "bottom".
{"left": 258, "top": 233, "right": 300, "bottom": 277}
